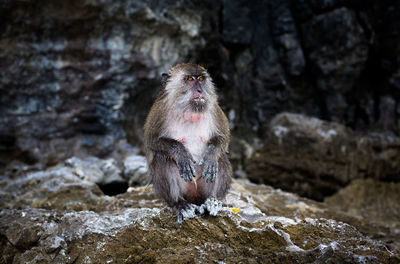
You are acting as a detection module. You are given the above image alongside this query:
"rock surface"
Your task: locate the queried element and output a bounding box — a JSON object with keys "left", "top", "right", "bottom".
{"left": 325, "top": 178, "right": 400, "bottom": 246}
{"left": 0, "top": 163, "right": 399, "bottom": 263}
{"left": 246, "top": 113, "right": 400, "bottom": 200}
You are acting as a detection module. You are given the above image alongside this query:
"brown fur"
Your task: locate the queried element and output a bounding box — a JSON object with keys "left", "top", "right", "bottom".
{"left": 143, "top": 63, "right": 232, "bottom": 212}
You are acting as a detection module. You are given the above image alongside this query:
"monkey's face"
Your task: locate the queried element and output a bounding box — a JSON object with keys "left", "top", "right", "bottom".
{"left": 165, "top": 64, "right": 217, "bottom": 113}
{"left": 184, "top": 74, "right": 209, "bottom": 112}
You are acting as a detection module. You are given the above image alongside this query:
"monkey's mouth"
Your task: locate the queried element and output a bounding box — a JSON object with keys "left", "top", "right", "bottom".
{"left": 192, "top": 97, "right": 206, "bottom": 104}
{"left": 190, "top": 97, "right": 207, "bottom": 112}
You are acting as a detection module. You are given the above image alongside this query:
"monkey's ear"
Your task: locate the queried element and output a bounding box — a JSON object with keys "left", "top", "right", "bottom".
{"left": 161, "top": 73, "right": 170, "bottom": 88}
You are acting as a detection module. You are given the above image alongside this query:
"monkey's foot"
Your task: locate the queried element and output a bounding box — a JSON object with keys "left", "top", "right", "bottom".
{"left": 177, "top": 203, "right": 197, "bottom": 224}
{"left": 198, "top": 197, "right": 222, "bottom": 216}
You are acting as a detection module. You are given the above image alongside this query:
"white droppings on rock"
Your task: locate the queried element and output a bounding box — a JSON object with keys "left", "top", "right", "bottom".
{"left": 273, "top": 125, "right": 289, "bottom": 139}
{"left": 269, "top": 223, "right": 305, "bottom": 252}
{"left": 239, "top": 206, "right": 263, "bottom": 216}
{"left": 304, "top": 217, "right": 318, "bottom": 226}
{"left": 265, "top": 216, "right": 298, "bottom": 227}
{"left": 224, "top": 190, "right": 264, "bottom": 218}
{"left": 61, "top": 208, "right": 161, "bottom": 240}
{"left": 272, "top": 223, "right": 342, "bottom": 254}
{"left": 317, "top": 128, "right": 337, "bottom": 140}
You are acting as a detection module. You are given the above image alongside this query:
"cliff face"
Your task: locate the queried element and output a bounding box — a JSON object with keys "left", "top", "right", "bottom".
{"left": 220, "top": 0, "right": 400, "bottom": 137}
{"left": 1, "top": 0, "right": 399, "bottom": 170}
{"left": 0, "top": 0, "right": 219, "bottom": 168}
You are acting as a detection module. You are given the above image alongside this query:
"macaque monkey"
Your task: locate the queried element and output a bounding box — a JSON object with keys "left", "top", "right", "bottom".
{"left": 144, "top": 63, "right": 232, "bottom": 223}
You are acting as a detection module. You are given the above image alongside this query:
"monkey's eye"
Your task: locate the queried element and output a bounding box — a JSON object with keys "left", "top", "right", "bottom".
{"left": 198, "top": 76, "right": 204, "bottom": 81}
{"left": 187, "top": 76, "right": 194, "bottom": 81}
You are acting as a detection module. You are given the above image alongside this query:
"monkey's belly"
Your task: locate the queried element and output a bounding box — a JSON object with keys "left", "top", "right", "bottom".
{"left": 180, "top": 164, "right": 207, "bottom": 204}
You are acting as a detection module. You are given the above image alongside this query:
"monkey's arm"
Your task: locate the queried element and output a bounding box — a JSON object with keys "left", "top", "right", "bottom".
{"left": 200, "top": 106, "right": 230, "bottom": 183}
{"left": 148, "top": 136, "right": 196, "bottom": 182}
{"left": 144, "top": 97, "right": 196, "bottom": 182}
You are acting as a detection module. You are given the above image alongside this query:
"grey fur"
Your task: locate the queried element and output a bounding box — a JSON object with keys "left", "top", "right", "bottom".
{"left": 144, "top": 63, "right": 232, "bottom": 223}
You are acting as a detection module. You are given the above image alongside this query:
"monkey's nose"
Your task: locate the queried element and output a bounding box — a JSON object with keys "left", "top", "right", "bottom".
{"left": 194, "top": 82, "right": 203, "bottom": 94}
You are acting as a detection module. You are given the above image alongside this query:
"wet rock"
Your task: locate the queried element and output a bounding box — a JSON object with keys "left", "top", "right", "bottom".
{"left": 65, "top": 157, "right": 123, "bottom": 185}
{"left": 325, "top": 178, "right": 400, "bottom": 235}
{"left": 123, "top": 154, "right": 148, "bottom": 186}
{"left": 62, "top": 151, "right": 149, "bottom": 193}
{"left": 0, "top": 166, "right": 104, "bottom": 211}
{"left": 246, "top": 113, "right": 400, "bottom": 200}
{"left": 0, "top": 160, "right": 155, "bottom": 212}
{"left": 1, "top": 167, "right": 399, "bottom": 263}
{"left": 325, "top": 178, "right": 400, "bottom": 255}
{"left": 65, "top": 156, "right": 129, "bottom": 196}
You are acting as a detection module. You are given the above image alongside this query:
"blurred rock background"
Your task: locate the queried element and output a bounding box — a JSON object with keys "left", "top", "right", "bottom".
{"left": 1, "top": 0, "right": 399, "bottom": 197}
{"left": 1, "top": 0, "right": 400, "bottom": 262}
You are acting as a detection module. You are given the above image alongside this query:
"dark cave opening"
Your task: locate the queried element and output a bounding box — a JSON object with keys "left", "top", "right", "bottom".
{"left": 97, "top": 181, "right": 129, "bottom": 196}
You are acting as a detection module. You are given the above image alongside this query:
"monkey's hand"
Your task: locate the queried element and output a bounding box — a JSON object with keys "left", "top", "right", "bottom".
{"left": 199, "top": 146, "right": 219, "bottom": 183}
{"left": 176, "top": 151, "right": 196, "bottom": 182}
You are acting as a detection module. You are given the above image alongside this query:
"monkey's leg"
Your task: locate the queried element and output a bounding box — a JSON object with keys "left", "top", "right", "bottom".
{"left": 199, "top": 153, "right": 232, "bottom": 216}
{"left": 150, "top": 153, "right": 199, "bottom": 223}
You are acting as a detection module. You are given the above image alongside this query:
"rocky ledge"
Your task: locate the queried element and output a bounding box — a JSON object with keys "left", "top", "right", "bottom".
{"left": 1, "top": 162, "right": 399, "bottom": 263}
{"left": 247, "top": 113, "right": 400, "bottom": 201}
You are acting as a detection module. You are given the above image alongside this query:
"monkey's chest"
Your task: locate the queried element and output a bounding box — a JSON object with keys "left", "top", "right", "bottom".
{"left": 166, "top": 116, "right": 213, "bottom": 162}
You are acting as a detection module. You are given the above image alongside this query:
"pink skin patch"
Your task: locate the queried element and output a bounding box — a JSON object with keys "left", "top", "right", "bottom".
{"left": 181, "top": 137, "right": 186, "bottom": 143}
{"left": 191, "top": 114, "right": 201, "bottom": 122}
{"left": 184, "top": 112, "right": 202, "bottom": 123}
{"left": 187, "top": 184, "right": 199, "bottom": 197}
{"left": 200, "top": 136, "right": 206, "bottom": 143}
{"left": 182, "top": 164, "right": 204, "bottom": 198}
